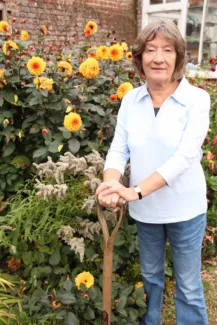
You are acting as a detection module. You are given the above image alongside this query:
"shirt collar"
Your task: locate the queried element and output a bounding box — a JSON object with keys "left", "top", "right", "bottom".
{"left": 135, "top": 76, "right": 190, "bottom": 106}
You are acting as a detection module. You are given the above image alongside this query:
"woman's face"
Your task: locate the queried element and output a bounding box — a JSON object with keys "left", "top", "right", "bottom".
{"left": 142, "top": 34, "right": 177, "bottom": 85}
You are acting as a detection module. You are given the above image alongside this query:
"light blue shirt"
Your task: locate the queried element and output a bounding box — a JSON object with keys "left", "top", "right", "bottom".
{"left": 104, "top": 77, "right": 211, "bottom": 223}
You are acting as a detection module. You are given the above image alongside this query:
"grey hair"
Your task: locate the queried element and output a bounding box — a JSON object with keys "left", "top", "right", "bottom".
{"left": 132, "top": 19, "right": 186, "bottom": 80}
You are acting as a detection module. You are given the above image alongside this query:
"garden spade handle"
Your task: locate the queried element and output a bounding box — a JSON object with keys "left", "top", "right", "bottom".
{"left": 96, "top": 199, "right": 126, "bottom": 325}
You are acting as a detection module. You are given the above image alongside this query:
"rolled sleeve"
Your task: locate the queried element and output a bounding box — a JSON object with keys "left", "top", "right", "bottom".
{"left": 104, "top": 96, "right": 130, "bottom": 175}
{"left": 156, "top": 91, "right": 210, "bottom": 186}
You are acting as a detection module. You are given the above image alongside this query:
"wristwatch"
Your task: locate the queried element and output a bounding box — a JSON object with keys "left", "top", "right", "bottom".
{"left": 134, "top": 185, "right": 143, "bottom": 200}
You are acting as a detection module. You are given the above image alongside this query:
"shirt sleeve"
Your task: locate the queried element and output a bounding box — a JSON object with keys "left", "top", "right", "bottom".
{"left": 156, "top": 90, "right": 210, "bottom": 187}
{"left": 104, "top": 96, "right": 130, "bottom": 175}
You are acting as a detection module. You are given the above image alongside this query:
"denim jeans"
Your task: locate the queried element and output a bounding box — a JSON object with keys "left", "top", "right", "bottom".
{"left": 136, "top": 213, "right": 208, "bottom": 325}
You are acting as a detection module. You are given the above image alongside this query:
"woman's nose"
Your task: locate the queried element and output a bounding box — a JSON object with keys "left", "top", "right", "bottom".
{"left": 153, "top": 50, "right": 164, "bottom": 63}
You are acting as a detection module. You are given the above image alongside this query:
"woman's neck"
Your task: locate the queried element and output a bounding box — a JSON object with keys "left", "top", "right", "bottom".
{"left": 147, "top": 80, "right": 179, "bottom": 108}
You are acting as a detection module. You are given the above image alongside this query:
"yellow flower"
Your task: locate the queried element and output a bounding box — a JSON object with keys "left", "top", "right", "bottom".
{"left": 58, "top": 145, "right": 63, "bottom": 152}
{"left": 0, "top": 21, "right": 10, "bottom": 33}
{"left": 108, "top": 44, "right": 123, "bottom": 61}
{"left": 14, "top": 95, "right": 18, "bottom": 104}
{"left": 33, "top": 76, "right": 54, "bottom": 91}
{"left": 85, "top": 21, "right": 97, "bottom": 34}
{"left": 75, "top": 271, "right": 94, "bottom": 290}
{"left": 0, "top": 70, "right": 6, "bottom": 89}
{"left": 3, "top": 40, "right": 19, "bottom": 55}
{"left": 96, "top": 46, "right": 109, "bottom": 60}
{"left": 20, "top": 30, "right": 29, "bottom": 41}
{"left": 3, "top": 119, "right": 9, "bottom": 127}
{"left": 64, "top": 112, "right": 82, "bottom": 132}
{"left": 27, "top": 57, "right": 46, "bottom": 75}
{"left": 0, "top": 69, "right": 5, "bottom": 80}
{"left": 79, "top": 58, "right": 99, "bottom": 79}
{"left": 121, "top": 42, "right": 128, "bottom": 53}
{"left": 58, "top": 61, "right": 73, "bottom": 76}
{"left": 18, "top": 130, "right": 24, "bottom": 138}
{"left": 134, "top": 281, "right": 144, "bottom": 290}
{"left": 126, "top": 51, "right": 132, "bottom": 60}
{"left": 117, "top": 82, "right": 133, "bottom": 99}
{"left": 41, "top": 25, "right": 47, "bottom": 36}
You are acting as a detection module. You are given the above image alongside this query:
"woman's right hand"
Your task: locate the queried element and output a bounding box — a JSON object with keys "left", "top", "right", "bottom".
{"left": 98, "top": 192, "right": 121, "bottom": 211}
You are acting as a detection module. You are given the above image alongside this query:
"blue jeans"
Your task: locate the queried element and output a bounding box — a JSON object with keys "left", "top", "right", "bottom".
{"left": 136, "top": 213, "right": 208, "bottom": 325}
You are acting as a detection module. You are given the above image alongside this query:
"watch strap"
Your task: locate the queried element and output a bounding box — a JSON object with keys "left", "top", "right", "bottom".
{"left": 134, "top": 185, "right": 143, "bottom": 200}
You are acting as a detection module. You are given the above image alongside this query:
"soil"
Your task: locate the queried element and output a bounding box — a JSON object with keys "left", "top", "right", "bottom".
{"left": 162, "top": 257, "right": 217, "bottom": 325}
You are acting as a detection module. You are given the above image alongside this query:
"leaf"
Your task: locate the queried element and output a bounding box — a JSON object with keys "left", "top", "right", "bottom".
{"left": 120, "top": 285, "right": 134, "bottom": 297}
{"left": 0, "top": 96, "right": 4, "bottom": 107}
{"left": 129, "top": 308, "right": 139, "bottom": 321}
{"left": 49, "top": 249, "right": 61, "bottom": 266}
{"left": 96, "top": 106, "right": 105, "bottom": 116}
{"left": 33, "top": 147, "right": 48, "bottom": 158}
{"left": 56, "top": 310, "right": 66, "bottom": 320}
{"left": 29, "top": 124, "right": 40, "bottom": 134}
{"left": 47, "top": 101, "right": 63, "bottom": 111}
{"left": 22, "top": 251, "right": 33, "bottom": 265}
{"left": 84, "top": 306, "right": 95, "bottom": 320}
{"left": 2, "top": 142, "right": 15, "bottom": 157}
{"left": 63, "top": 280, "right": 73, "bottom": 292}
{"left": 116, "top": 295, "right": 128, "bottom": 309}
{"left": 3, "top": 111, "right": 12, "bottom": 118}
{"left": 7, "top": 75, "right": 20, "bottom": 83}
{"left": 11, "top": 155, "right": 31, "bottom": 169}
{"left": 68, "top": 138, "right": 80, "bottom": 154}
{"left": 48, "top": 140, "right": 63, "bottom": 153}
{"left": 40, "top": 266, "right": 52, "bottom": 274}
{"left": 65, "top": 312, "right": 79, "bottom": 325}
{"left": 1, "top": 90, "right": 15, "bottom": 104}
{"left": 58, "top": 292, "right": 76, "bottom": 305}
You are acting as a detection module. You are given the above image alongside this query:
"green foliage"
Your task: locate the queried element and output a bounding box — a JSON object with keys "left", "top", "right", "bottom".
{"left": 0, "top": 24, "right": 141, "bottom": 197}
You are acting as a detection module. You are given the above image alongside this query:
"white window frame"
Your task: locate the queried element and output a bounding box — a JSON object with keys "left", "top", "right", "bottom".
{"left": 141, "top": 0, "right": 188, "bottom": 37}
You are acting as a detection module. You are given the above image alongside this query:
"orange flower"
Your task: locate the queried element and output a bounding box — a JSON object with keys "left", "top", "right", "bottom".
{"left": 51, "top": 301, "right": 61, "bottom": 309}
{"left": 96, "top": 46, "right": 109, "bottom": 60}
{"left": 209, "top": 160, "right": 215, "bottom": 170}
{"left": 42, "top": 128, "right": 48, "bottom": 135}
{"left": 27, "top": 56, "right": 46, "bottom": 75}
{"left": 0, "top": 21, "right": 10, "bottom": 33}
{"left": 206, "top": 151, "right": 214, "bottom": 160}
{"left": 117, "top": 82, "right": 133, "bottom": 99}
{"left": 20, "top": 30, "right": 29, "bottom": 41}
{"left": 84, "top": 26, "right": 92, "bottom": 37}
{"left": 41, "top": 25, "right": 47, "bottom": 36}
{"left": 87, "top": 47, "right": 97, "bottom": 58}
{"left": 110, "top": 94, "right": 118, "bottom": 101}
{"left": 213, "top": 136, "right": 217, "bottom": 145}
{"left": 85, "top": 21, "right": 97, "bottom": 34}
{"left": 109, "top": 44, "right": 123, "bottom": 61}
{"left": 64, "top": 112, "right": 82, "bottom": 132}
{"left": 7, "top": 257, "right": 22, "bottom": 270}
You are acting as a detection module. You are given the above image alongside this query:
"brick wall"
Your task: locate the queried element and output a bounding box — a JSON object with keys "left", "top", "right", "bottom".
{"left": 3, "top": 0, "right": 139, "bottom": 49}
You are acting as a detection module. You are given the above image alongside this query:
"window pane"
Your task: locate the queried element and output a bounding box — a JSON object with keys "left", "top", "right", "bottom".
{"left": 150, "top": 0, "right": 163, "bottom": 4}
{"left": 186, "top": 1, "right": 203, "bottom": 62}
{"left": 166, "top": 0, "right": 180, "bottom": 2}
{"left": 149, "top": 11, "right": 180, "bottom": 26}
{"left": 202, "top": 0, "right": 217, "bottom": 62}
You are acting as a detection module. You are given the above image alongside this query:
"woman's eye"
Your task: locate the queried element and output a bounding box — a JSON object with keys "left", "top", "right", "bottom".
{"left": 147, "top": 49, "right": 154, "bottom": 52}
{"left": 165, "top": 49, "right": 172, "bottom": 53}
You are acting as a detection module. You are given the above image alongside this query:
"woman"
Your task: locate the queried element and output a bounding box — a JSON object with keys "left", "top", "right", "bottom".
{"left": 96, "top": 20, "right": 210, "bottom": 325}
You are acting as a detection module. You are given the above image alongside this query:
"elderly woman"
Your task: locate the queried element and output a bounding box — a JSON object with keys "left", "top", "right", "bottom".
{"left": 96, "top": 20, "right": 210, "bottom": 325}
